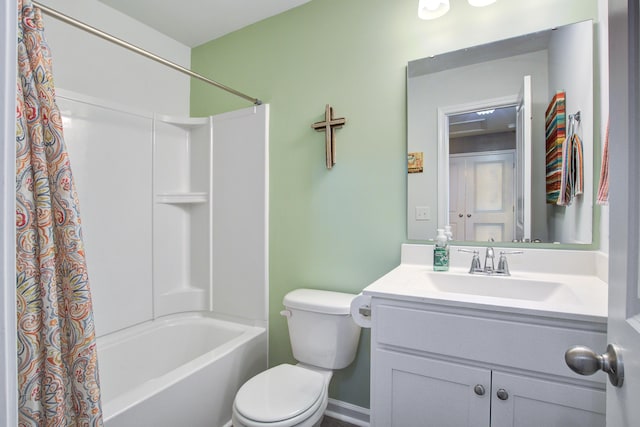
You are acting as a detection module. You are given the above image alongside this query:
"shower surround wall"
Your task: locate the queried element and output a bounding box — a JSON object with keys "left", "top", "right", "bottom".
{"left": 57, "top": 90, "right": 269, "bottom": 425}
{"left": 59, "top": 90, "right": 269, "bottom": 336}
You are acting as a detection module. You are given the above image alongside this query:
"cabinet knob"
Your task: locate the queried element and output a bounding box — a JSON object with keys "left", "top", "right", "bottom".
{"left": 496, "top": 388, "right": 509, "bottom": 400}
{"left": 473, "top": 384, "right": 485, "bottom": 396}
{"left": 467, "top": 213, "right": 472, "bottom": 218}
{"left": 458, "top": 213, "right": 464, "bottom": 217}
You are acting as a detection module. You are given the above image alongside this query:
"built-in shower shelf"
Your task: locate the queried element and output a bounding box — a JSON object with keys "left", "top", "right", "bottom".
{"left": 155, "top": 192, "right": 208, "bottom": 204}
{"left": 155, "top": 115, "right": 209, "bottom": 130}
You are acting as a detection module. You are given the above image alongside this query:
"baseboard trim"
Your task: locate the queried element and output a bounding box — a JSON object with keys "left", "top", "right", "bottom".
{"left": 325, "top": 398, "right": 370, "bottom": 426}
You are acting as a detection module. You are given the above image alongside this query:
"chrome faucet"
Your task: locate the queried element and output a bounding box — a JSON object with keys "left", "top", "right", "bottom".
{"left": 460, "top": 241, "right": 522, "bottom": 276}
{"left": 483, "top": 245, "right": 495, "bottom": 273}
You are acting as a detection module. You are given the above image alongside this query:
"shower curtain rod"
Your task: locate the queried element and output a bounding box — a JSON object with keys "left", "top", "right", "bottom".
{"left": 32, "top": 1, "right": 263, "bottom": 106}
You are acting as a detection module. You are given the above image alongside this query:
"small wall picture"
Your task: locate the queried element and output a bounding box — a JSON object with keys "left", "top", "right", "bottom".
{"left": 408, "top": 152, "right": 424, "bottom": 173}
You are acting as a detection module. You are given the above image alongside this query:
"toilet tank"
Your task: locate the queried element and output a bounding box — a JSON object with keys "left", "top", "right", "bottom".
{"left": 283, "top": 289, "right": 361, "bottom": 370}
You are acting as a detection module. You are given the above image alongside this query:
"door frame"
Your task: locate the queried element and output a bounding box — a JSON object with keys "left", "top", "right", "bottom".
{"left": 1, "top": 0, "right": 18, "bottom": 425}
{"left": 515, "top": 75, "right": 532, "bottom": 242}
{"left": 437, "top": 94, "right": 518, "bottom": 231}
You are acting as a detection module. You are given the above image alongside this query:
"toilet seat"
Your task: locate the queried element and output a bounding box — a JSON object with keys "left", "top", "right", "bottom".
{"left": 233, "top": 364, "right": 328, "bottom": 427}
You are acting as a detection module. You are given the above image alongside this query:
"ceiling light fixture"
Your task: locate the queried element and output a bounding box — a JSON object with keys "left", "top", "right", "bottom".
{"left": 468, "top": 0, "right": 497, "bottom": 7}
{"left": 418, "top": 0, "right": 450, "bottom": 20}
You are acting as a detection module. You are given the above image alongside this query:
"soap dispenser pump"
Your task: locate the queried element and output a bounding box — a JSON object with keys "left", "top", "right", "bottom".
{"left": 444, "top": 224, "right": 453, "bottom": 241}
{"left": 433, "top": 228, "right": 450, "bottom": 271}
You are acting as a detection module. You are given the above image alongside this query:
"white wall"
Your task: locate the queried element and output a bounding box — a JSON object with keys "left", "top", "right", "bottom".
{"left": 210, "top": 107, "right": 269, "bottom": 324}
{"left": 38, "top": 0, "right": 191, "bottom": 115}
{"left": 546, "top": 20, "right": 594, "bottom": 244}
{"left": 58, "top": 93, "right": 155, "bottom": 337}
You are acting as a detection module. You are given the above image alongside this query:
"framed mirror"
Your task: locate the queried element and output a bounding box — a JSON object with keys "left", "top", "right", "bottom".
{"left": 407, "top": 20, "right": 595, "bottom": 244}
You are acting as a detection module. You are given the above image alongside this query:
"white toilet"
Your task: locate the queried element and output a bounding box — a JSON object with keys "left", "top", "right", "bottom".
{"left": 232, "top": 289, "right": 362, "bottom": 427}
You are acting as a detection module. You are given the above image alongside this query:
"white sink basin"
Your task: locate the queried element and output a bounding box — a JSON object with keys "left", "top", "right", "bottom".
{"left": 420, "top": 271, "right": 573, "bottom": 302}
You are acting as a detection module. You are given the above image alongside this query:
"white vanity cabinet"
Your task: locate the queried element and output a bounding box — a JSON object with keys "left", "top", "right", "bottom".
{"left": 369, "top": 298, "right": 607, "bottom": 427}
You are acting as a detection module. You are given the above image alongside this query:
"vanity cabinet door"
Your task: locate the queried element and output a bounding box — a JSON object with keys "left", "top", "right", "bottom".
{"left": 372, "top": 349, "right": 490, "bottom": 427}
{"left": 490, "top": 371, "right": 606, "bottom": 427}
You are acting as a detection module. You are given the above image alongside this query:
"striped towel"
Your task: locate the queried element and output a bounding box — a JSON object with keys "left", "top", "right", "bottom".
{"left": 596, "top": 118, "right": 609, "bottom": 205}
{"left": 545, "top": 91, "right": 566, "bottom": 204}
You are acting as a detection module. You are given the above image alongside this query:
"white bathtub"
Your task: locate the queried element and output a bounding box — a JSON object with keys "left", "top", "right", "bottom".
{"left": 97, "top": 314, "right": 267, "bottom": 427}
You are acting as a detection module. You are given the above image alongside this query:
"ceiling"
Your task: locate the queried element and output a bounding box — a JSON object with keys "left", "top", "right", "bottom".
{"left": 97, "top": 0, "right": 312, "bottom": 47}
{"left": 449, "top": 106, "right": 517, "bottom": 138}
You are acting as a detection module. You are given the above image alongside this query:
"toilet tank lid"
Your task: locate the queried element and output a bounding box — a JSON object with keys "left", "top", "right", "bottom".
{"left": 283, "top": 289, "right": 356, "bottom": 315}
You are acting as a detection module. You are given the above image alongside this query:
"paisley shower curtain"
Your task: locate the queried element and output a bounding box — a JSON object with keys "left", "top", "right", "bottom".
{"left": 15, "top": 0, "right": 103, "bottom": 425}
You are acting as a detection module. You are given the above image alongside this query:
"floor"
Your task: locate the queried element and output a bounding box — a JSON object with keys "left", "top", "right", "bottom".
{"left": 321, "top": 416, "right": 358, "bottom": 427}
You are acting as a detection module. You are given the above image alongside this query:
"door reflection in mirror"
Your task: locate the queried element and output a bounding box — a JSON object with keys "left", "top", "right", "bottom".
{"left": 448, "top": 106, "right": 517, "bottom": 242}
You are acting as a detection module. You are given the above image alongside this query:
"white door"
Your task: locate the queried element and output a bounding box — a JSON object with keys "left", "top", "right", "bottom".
{"left": 450, "top": 152, "right": 515, "bottom": 242}
{"left": 515, "top": 75, "right": 532, "bottom": 242}
{"left": 449, "top": 155, "right": 467, "bottom": 238}
{"left": 605, "top": 0, "right": 640, "bottom": 424}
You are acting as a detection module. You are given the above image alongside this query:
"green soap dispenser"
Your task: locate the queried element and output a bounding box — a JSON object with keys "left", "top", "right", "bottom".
{"left": 433, "top": 228, "right": 450, "bottom": 271}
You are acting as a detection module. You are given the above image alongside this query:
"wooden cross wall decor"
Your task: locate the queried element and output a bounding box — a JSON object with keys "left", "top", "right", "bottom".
{"left": 311, "top": 104, "right": 346, "bottom": 169}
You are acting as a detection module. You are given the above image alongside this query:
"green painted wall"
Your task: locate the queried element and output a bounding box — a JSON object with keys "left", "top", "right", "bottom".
{"left": 191, "top": 0, "right": 597, "bottom": 409}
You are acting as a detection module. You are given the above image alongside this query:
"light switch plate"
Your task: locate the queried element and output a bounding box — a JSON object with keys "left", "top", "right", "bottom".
{"left": 415, "top": 206, "right": 431, "bottom": 221}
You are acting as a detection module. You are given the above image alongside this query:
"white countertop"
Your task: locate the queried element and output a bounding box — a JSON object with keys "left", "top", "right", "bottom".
{"left": 362, "top": 244, "right": 608, "bottom": 324}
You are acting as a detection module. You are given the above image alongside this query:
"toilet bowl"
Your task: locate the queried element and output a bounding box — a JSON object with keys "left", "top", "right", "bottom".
{"left": 232, "top": 364, "right": 331, "bottom": 427}
{"left": 231, "top": 289, "right": 361, "bottom": 427}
